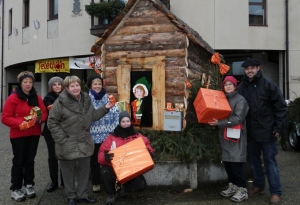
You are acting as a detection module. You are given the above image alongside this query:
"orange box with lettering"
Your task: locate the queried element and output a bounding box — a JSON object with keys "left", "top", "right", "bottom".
{"left": 193, "top": 88, "right": 232, "bottom": 124}
{"left": 109, "top": 137, "right": 154, "bottom": 184}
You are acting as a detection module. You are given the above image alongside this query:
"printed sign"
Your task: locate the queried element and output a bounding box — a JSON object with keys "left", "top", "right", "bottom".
{"left": 35, "top": 58, "right": 70, "bottom": 73}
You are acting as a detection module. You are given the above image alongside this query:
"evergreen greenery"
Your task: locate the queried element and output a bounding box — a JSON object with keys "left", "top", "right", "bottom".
{"left": 85, "top": 0, "right": 125, "bottom": 19}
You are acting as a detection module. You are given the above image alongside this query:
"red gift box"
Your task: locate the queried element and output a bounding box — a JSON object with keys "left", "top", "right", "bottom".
{"left": 109, "top": 137, "right": 154, "bottom": 184}
{"left": 193, "top": 88, "right": 232, "bottom": 124}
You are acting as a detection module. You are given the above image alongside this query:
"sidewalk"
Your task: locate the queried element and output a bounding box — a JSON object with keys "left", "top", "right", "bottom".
{"left": 1, "top": 120, "right": 300, "bottom": 205}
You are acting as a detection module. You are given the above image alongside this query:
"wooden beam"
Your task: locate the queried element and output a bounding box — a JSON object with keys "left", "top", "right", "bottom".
{"left": 116, "top": 65, "right": 131, "bottom": 102}
{"left": 115, "top": 24, "right": 180, "bottom": 36}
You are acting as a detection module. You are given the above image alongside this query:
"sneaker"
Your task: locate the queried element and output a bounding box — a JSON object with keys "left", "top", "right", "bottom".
{"left": 11, "top": 189, "right": 26, "bottom": 202}
{"left": 106, "top": 193, "right": 117, "bottom": 205}
{"left": 231, "top": 187, "right": 248, "bottom": 202}
{"left": 93, "top": 185, "right": 101, "bottom": 192}
{"left": 269, "top": 195, "right": 281, "bottom": 205}
{"left": 220, "top": 183, "right": 238, "bottom": 197}
{"left": 24, "top": 185, "right": 36, "bottom": 198}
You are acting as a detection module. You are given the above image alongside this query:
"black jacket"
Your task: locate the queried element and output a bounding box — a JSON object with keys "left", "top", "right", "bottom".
{"left": 42, "top": 92, "right": 59, "bottom": 136}
{"left": 238, "top": 71, "right": 287, "bottom": 142}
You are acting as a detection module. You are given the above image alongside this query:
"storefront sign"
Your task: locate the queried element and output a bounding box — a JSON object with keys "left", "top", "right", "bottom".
{"left": 35, "top": 58, "right": 70, "bottom": 73}
{"left": 69, "top": 56, "right": 101, "bottom": 69}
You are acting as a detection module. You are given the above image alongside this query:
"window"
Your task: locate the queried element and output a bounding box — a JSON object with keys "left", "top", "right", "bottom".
{"left": 249, "top": 0, "right": 266, "bottom": 26}
{"left": 49, "top": 0, "right": 58, "bottom": 20}
{"left": 23, "top": 0, "right": 30, "bottom": 27}
{"left": 9, "top": 9, "right": 12, "bottom": 35}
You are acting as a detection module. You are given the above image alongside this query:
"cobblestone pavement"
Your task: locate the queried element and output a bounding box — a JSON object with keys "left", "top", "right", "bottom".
{"left": 1, "top": 119, "right": 300, "bottom": 205}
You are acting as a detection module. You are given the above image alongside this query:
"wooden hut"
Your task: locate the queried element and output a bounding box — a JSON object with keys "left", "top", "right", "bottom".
{"left": 90, "top": 0, "right": 218, "bottom": 131}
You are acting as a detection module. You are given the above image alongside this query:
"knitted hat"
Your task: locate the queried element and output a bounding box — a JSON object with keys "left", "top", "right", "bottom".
{"left": 87, "top": 75, "right": 103, "bottom": 88}
{"left": 119, "top": 111, "right": 131, "bottom": 123}
{"left": 48, "top": 76, "right": 64, "bottom": 88}
{"left": 222, "top": 76, "right": 237, "bottom": 90}
{"left": 241, "top": 59, "right": 261, "bottom": 67}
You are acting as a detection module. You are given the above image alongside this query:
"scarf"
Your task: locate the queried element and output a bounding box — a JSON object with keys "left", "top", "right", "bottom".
{"left": 90, "top": 88, "right": 106, "bottom": 100}
{"left": 16, "top": 86, "right": 39, "bottom": 106}
{"left": 113, "top": 124, "right": 137, "bottom": 138}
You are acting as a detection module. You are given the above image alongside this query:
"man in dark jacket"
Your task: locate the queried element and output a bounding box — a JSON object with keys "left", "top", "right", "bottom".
{"left": 238, "top": 59, "right": 287, "bottom": 205}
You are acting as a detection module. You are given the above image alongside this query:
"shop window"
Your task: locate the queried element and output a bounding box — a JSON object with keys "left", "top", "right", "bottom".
{"left": 23, "top": 0, "right": 30, "bottom": 27}
{"left": 49, "top": 0, "right": 58, "bottom": 20}
{"left": 249, "top": 0, "right": 267, "bottom": 26}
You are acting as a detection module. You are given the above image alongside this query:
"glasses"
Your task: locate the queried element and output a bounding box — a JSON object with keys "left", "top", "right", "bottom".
{"left": 224, "top": 83, "right": 234, "bottom": 87}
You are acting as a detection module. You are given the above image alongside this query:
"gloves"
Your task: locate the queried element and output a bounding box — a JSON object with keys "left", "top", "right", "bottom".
{"left": 104, "top": 150, "right": 114, "bottom": 162}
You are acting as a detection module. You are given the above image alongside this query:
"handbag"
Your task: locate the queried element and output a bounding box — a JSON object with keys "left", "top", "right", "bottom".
{"left": 224, "top": 124, "right": 243, "bottom": 142}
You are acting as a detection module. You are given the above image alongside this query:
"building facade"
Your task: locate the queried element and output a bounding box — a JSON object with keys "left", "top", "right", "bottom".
{"left": 171, "top": 0, "right": 299, "bottom": 100}
{"left": 0, "top": 0, "right": 101, "bottom": 110}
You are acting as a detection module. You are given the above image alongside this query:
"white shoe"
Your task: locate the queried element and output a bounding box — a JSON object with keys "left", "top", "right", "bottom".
{"left": 220, "top": 183, "right": 238, "bottom": 197}
{"left": 231, "top": 187, "right": 248, "bottom": 202}
{"left": 93, "top": 185, "right": 101, "bottom": 192}
{"left": 24, "top": 184, "right": 36, "bottom": 198}
{"left": 11, "top": 189, "right": 26, "bottom": 202}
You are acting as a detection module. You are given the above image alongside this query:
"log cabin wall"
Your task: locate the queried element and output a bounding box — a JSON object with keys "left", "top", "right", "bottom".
{"left": 99, "top": 0, "right": 213, "bottom": 130}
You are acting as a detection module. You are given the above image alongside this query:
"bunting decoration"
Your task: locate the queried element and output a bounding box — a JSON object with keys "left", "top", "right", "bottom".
{"left": 210, "top": 52, "right": 230, "bottom": 75}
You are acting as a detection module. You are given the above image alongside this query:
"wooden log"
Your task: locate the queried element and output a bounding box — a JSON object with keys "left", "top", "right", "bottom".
{"left": 186, "top": 67, "right": 202, "bottom": 79}
{"left": 105, "top": 32, "right": 186, "bottom": 47}
{"left": 165, "top": 88, "right": 185, "bottom": 96}
{"left": 116, "top": 65, "right": 131, "bottom": 102}
{"left": 118, "top": 56, "right": 165, "bottom": 69}
{"left": 105, "top": 49, "right": 186, "bottom": 60}
{"left": 105, "top": 43, "right": 186, "bottom": 52}
{"left": 104, "top": 66, "right": 117, "bottom": 76}
{"left": 187, "top": 59, "right": 205, "bottom": 72}
{"left": 165, "top": 96, "right": 185, "bottom": 104}
{"left": 129, "top": 9, "right": 166, "bottom": 18}
{"left": 115, "top": 24, "right": 180, "bottom": 36}
{"left": 165, "top": 77, "right": 185, "bottom": 90}
{"left": 104, "top": 77, "right": 118, "bottom": 86}
{"left": 165, "top": 57, "right": 187, "bottom": 67}
{"left": 105, "top": 86, "right": 118, "bottom": 94}
{"left": 165, "top": 67, "right": 185, "bottom": 78}
{"left": 152, "top": 62, "right": 166, "bottom": 130}
{"left": 124, "top": 16, "right": 171, "bottom": 27}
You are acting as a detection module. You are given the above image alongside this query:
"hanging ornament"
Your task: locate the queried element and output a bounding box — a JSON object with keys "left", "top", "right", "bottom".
{"left": 210, "top": 52, "right": 230, "bottom": 75}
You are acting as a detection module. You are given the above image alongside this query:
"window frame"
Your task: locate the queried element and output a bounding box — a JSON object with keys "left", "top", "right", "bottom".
{"left": 249, "top": 0, "right": 267, "bottom": 26}
{"left": 23, "top": 0, "right": 30, "bottom": 28}
{"left": 49, "top": 0, "right": 58, "bottom": 20}
{"left": 9, "top": 9, "right": 12, "bottom": 35}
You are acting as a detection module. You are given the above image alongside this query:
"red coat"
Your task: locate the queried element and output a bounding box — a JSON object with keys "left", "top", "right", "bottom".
{"left": 1, "top": 92, "right": 48, "bottom": 138}
{"left": 98, "top": 132, "right": 154, "bottom": 166}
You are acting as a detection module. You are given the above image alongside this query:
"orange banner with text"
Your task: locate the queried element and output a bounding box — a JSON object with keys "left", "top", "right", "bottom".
{"left": 35, "top": 58, "right": 70, "bottom": 73}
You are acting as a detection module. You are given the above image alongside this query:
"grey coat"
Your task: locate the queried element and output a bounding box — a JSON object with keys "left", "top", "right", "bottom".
{"left": 47, "top": 89, "right": 109, "bottom": 160}
{"left": 218, "top": 90, "right": 249, "bottom": 163}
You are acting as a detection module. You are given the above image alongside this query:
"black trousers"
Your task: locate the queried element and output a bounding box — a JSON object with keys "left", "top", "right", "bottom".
{"left": 100, "top": 166, "right": 147, "bottom": 195}
{"left": 44, "top": 134, "right": 64, "bottom": 184}
{"left": 90, "top": 143, "right": 101, "bottom": 185}
{"left": 223, "top": 161, "right": 246, "bottom": 188}
{"left": 10, "top": 136, "right": 40, "bottom": 191}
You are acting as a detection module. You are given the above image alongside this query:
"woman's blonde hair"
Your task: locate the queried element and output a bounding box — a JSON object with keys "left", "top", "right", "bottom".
{"left": 17, "top": 71, "right": 35, "bottom": 83}
{"left": 64, "top": 75, "right": 81, "bottom": 88}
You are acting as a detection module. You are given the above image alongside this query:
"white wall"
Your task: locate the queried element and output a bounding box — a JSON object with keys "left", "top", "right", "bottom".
{"left": 3, "top": 0, "right": 97, "bottom": 68}
{"left": 171, "top": 0, "right": 300, "bottom": 98}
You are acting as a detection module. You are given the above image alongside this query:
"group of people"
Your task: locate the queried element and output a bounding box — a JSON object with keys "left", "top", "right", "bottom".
{"left": 2, "top": 73, "right": 154, "bottom": 205}
{"left": 1, "top": 58, "right": 286, "bottom": 205}
{"left": 208, "top": 59, "right": 287, "bottom": 205}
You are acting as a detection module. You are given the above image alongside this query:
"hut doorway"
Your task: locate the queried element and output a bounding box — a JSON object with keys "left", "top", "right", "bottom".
{"left": 116, "top": 56, "right": 165, "bottom": 130}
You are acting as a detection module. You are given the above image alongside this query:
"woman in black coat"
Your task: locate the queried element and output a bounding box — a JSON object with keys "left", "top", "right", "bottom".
{"left": 42, "top": 77, "right": 64, "bottom": 192}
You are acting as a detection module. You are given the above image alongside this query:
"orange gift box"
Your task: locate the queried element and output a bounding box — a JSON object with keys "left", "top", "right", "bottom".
{"left": 109, "top": 137, "right": 154, "bottom": 184}
{"left": 193, "top": 88, "right": 232, "bottom": 124}
{"left": 19, "top": 120, "right": 35, "bottom": 130}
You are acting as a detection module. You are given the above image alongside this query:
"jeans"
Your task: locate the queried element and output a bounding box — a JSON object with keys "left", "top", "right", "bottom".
{"left": 247, "top": 141, "right": 281, "bottom": 196}
{"left": 223, "top": 161, "right": 246, "bottom": 188}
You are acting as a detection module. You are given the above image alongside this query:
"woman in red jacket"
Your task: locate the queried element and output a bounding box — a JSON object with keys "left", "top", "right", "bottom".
{"left": 98, "top": 111, "right": 154, "bottom": 205}
{"left": 1, "top": 71, "right": 48, "bottom": 202}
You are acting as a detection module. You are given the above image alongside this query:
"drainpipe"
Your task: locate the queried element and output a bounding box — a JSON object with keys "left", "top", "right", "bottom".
{"left": 285, "top": 0, "right": 290, "bottom": 99}
{"left": 1, "top": 0, "right": 4, "bottom": 112}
